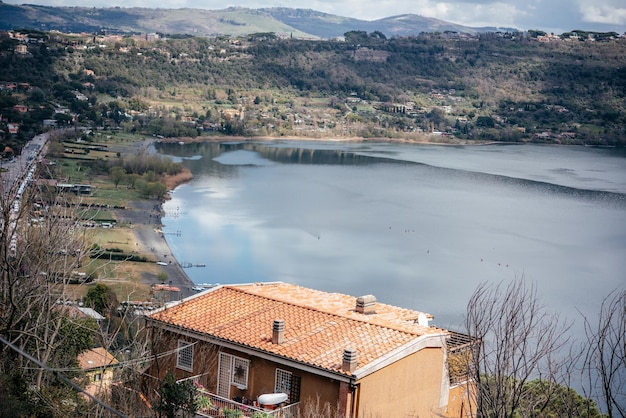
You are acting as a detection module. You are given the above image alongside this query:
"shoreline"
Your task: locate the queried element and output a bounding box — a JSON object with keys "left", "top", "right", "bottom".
{"left": 110, "top": 137, "right": 197, "bottom": 299}
{"left": 158, "top": 134, "right": 520, "bottom": 147}
{"left": 138, "top": 135, "right": 491, "bottom": 299}
{"left": 129, "top": 135, "right": 605, "bottom": 301}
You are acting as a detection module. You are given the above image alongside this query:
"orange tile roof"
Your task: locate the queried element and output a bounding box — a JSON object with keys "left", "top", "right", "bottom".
{"left": 149, "top": 282, "right": 448, "bottom": 375}
{"left": 78, "top": 347, "right": 119, "bottom": 371}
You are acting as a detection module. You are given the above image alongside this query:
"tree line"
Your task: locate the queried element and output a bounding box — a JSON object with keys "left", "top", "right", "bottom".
{"left": 1, "top": 30, "right": 626, "bottom": 148}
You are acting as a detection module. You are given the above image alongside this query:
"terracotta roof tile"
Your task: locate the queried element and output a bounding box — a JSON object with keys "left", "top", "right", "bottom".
{"left": 77, "top": 347, "right": 119, "bottom": 371}
{"left": 149, "top": 282, "right": 448, "bottom": 375}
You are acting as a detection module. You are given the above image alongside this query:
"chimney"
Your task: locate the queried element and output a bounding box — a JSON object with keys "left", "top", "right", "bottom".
{"left": 272, "top": 319, "right": 285, "bottom": 344}
{"left": 355, "top": 295, "right": 376, "bottom": 314}
{"left": 342, "top": 348, "right": 358, "bottom": 373}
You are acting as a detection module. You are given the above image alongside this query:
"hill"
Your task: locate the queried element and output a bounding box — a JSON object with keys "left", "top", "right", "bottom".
{"left": 0, "top": 3, "right": 512, "bottom": 38}
{"left": 260, "top": 8, "right": 515, "bottom": 38}
{"left": 0, "top": 28, "right": 625, "bottom": 147}
{"left": 0, "top": 4, "right": 312, "bottom": 38}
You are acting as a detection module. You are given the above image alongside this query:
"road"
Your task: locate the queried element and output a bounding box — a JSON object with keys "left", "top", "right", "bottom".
{"left": 1, "top": 131, "right": 50, "bottom": 198}
{"left": 1, "top": 131, "right": 51, "bottom": 255}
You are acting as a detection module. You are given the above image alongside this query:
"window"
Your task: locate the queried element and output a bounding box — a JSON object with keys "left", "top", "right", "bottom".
{"left": 176, "top": 340, "right": 194, "bottom": 371}
{"left": 275, "top": 369, "right": 292, "bottom": 393}
{"left": 275, "top": 368, "right": 301, "bottom": 403}
{"left": 232, "top": 356, "right": 249, "bottom": 389}
{"left": 217, "top": 353, "right": 250, "bottom": 397}
{"left": 93, "top": 373, "right": 102, "bottom": 382}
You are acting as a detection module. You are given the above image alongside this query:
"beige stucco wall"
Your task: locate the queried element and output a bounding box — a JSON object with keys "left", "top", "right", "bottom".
{"left": 446, "top": 383, "right": 475, "bottom": 418}
{"left": 84, "top": 368, "right": 115, "bottom": 397}
{"left": 355, "top": 346, "right": 446, "bottom": 418}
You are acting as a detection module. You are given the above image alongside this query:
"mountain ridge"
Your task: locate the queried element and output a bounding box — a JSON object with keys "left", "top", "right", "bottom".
{"left": 0, "top": 3, "right": 517, "bottom": 38}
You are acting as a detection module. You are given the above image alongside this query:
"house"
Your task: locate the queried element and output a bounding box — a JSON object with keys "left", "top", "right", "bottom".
{"left": 7, "top": 123, "right": 19, "bottom": 134}
{"left": 222, "top": 108, "right": 244, "bottom": 121}
{"left": 146, "top": 282, "right": 476, "bottom": 417}
{"left": 64, "top": 304, "right": 105, "bottom": 323}
{"left": 15, "top": 44, "right": 28, "bottom": 55}
{"left": 77, "top": 347, "right": 119, "bottom": 396}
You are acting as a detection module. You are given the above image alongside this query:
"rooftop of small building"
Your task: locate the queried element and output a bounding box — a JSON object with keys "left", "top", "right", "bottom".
{"left": 149, "top": 282, "right": 449, "bottom": 375}
{"left": 77, "top": 347, "right": 119, "bottom": 371}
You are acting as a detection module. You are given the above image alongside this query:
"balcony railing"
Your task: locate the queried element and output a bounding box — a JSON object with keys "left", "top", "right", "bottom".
{"left": 196, "top": 390, "right": 300, "bottom": 418}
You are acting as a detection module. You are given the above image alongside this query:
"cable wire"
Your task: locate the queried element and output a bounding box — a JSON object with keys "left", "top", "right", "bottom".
{"left": 0, "top": 334, "right": 128, "bottom": 418}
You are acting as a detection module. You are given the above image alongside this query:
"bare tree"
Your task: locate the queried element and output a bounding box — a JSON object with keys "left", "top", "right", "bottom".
{"left": 582, "top": 288, "right": 626, "bottom": 418}
{"left": 0, "top": 161, "right": 106, "bottom": 414}
{"left": 2, "top": 135, "right": 185, "bottom": 416}
{"left": 87, "top": 303, "right": 155, "bottom": 418}
{"left": 463, "top": 278, "right": 572, "bottom": 418}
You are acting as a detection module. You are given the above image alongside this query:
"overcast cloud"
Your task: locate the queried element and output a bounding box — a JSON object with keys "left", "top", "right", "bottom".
{"left": 5, "top": 0, "right": 626, "bottom": 33}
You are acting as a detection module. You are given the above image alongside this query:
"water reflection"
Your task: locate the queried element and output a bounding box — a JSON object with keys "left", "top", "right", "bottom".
{"left": 159, "top": 141, "right": 626, "bottom": 336}
{"left": 156, "top": 141, "right": 626, "bottom": 207}
{"left": 156, "top": 141, "right": 385, "bottom": 168}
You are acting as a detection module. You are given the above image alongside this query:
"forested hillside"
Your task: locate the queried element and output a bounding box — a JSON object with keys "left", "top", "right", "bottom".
{"left": 1, "top": 29, "right": 626, "bottom": 151}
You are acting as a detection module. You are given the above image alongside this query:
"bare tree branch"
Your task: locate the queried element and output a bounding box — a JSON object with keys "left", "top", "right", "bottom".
{"left": 463, "top": 277, "right": 572, "bottom": 418}
{"left": 582, "top": 288, "right": 626, "bottom": 418}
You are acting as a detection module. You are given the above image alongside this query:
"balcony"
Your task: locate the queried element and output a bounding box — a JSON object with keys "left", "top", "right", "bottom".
{"left": 196, "top": 390, "right": 300, "bottom": 418}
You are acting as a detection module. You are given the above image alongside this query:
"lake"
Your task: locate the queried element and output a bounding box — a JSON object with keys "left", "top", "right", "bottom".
{"left": 157, "top": 140, "right": 626, "bottom": 334}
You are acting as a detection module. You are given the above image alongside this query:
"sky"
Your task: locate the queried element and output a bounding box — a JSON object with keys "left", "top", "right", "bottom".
{"left": 5, "top": 0, "right": 626, "bottom": 34}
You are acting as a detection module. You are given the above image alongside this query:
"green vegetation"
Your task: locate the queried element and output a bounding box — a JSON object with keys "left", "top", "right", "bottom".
{"left": 42, "top": 129, "right": 177, "bottom": 205}
{"left": 84, "top": 283, "right": 119, "bottom": 315}
{"left": 520, "top": 379, "right": 604, "bottom": 417}
{"left": 154, "top": 371, "right": 198, "bottom": 418}
{"left": 77, "top": 208, "right": 116, "bottom": 222}
{"left": 1, "top": 30, "right": 625, "bottom": 151}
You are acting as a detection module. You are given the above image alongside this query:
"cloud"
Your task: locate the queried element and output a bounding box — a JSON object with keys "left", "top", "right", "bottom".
{"left": 425, "top": 2, "right": 527, "bottom": 28}
{"left": 579, "top": 1, "right": 626, "bottom": 25}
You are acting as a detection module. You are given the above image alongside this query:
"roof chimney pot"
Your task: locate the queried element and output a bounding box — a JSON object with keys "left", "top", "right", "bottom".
{"left": 355, "top": 294, "right": 377, "bottom": 314}
{"left": 342, "top": 348, "right": 358, "bottom": 373}
{"left": 272, "top": 319, "right": 285, "bottom": 344}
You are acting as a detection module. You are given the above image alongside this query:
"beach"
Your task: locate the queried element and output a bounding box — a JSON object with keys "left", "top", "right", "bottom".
{"left": 107, "top": 198, "right": 195, "bottom": 300}
{"left": 104, "top": 137, "right": 197, "bottom": 300}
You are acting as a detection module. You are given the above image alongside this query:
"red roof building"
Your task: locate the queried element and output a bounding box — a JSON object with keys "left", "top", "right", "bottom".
{"left": 77, "top": 347, "right": 119, "bottom": 396}
{"left": 146, "top": 282, "right": 476, "bottom": 417}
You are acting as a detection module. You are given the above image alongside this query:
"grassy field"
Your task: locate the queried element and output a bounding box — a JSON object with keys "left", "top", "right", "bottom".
{"left": 93, "top": 228, "right": 141, "bottom": 252}
{"left": 51, "top": 134, "right": 165, "bottom": 304}
{"left": 89, "top": 185, "right": 141, "bottom": 208}
{"left": 67, "top": 259, "right": 157, "bottom": 303}
{"left": 78, "top": 208, "right": 117, "bottom": 223}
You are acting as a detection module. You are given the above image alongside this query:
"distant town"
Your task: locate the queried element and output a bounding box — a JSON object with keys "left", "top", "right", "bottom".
{"left": 2, "top": 26, "right": 626, "bottom": 153}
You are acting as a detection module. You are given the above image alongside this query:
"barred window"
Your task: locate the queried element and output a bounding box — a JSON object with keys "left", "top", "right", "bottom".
{"left": 275, "top": 368, "right": 300, "bottom": 403}
{"left": 232, "top": 356, "right": 249, "bottom": 389}
{"left": 275, "top": 369, "right": 292, "bottom": 393}
{"left": 176, "top": 341, "right": 194, "bottom": 371}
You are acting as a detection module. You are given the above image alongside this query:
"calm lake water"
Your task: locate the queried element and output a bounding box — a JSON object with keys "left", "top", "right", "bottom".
{"left": 157, "top": 141, "right": 626, "bottom": 334}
